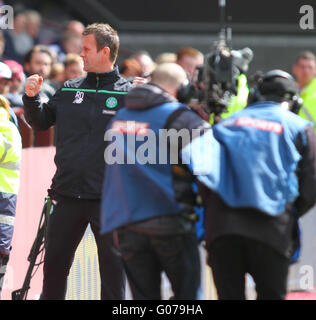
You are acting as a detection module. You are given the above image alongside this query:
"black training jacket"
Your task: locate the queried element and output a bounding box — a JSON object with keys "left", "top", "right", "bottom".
{"left": 23, "top": 67, "right": 132, "bottom": 199}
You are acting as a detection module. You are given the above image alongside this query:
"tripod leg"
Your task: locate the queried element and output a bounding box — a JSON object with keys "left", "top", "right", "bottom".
{"left": 11, "top": 197, "right": 53, "bottom": 300}
{"left": 0, "top": 253, "right": 9, "bottom": 299}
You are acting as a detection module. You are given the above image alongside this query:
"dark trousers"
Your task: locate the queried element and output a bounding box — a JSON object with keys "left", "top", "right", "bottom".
{"left": 41, "top": 195, "right": 125, "bottom": 300}
{"left": 207, "top": 235, "right": 290, "bottom": 300}
{"left": 115, "top": 228, "right": 201, "bottom": 300}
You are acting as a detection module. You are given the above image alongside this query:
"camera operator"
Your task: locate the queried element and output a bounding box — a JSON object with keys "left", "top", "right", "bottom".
{"left": 198, "top": 70, "right": 316, "bottom": 299}
{"left": 100, "top": 62, "right": 211, "bottom": 300}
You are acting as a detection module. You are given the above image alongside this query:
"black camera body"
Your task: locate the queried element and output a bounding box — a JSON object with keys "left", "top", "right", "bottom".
{"left": 201, "top": 44, "right": 238, "bottom": 116}
{"left": 180, "top": 1, "right": 253, "bottom": 119}
{"left": 189, "top": 43, "right": 252, "bottom": 118}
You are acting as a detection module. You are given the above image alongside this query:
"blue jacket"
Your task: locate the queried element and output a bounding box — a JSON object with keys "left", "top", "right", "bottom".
{"left": 101, "top": 102, "right": 192, "bottom": 234}
{"left": 182, "top": 101, "right": 310, "bottom": 216}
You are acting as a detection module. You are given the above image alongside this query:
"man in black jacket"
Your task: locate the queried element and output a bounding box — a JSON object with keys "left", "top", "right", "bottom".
{"left": 23, "top": 23, "right": 132, "bottom": 300}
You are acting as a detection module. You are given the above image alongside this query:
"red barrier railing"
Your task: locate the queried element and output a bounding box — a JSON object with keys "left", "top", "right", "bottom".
{"left": 13, "top": 108, "right": 55, "bottom": 148}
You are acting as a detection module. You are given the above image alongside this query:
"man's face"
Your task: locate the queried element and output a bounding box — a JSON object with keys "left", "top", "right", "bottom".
{"left": 293, "top": 58, "right": 316, "bottom": 89}
{"left": 177, "top": 55, "right": 199, "bottom": 80}
{"left": 29, "top": 52, "right": 52, "bottom": 79}
{"left": 9, "top": 77, "right": 23, "bottom": 93}
{"left": 135, "top": 54, "right": 155, "bottom": 77}
{"left": 64, "top": 61, "right": 85, "bottom": 80}
{"left": 0, "top": 78, "right": 10, "bottom": 94}
{"left": 80, "top": 34, "right": 110, "bottom": 73}
{"left": 64, "top": 36, "right": 82, "bottom": 55}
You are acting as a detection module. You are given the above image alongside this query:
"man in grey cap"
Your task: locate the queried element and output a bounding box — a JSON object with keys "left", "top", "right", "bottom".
{"left": 0, "top": 61, "right": 12, "bottom": 95}
{"left": 0, "top": 62, "right": 18, "bottom": 128}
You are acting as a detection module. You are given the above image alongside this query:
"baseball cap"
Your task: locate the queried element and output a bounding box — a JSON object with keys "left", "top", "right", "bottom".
{"left": 0, "top": 61, "right": 12, "bottom": 79}
{"left": 4, "top": 60, "right": 24, "bottom": 81}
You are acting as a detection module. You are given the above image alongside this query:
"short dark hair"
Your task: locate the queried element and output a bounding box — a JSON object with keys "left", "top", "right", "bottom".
{"left": 64, "top": 53, "right": 83, "bottom": 68}
{"left": 24, "top": 45, "right": 55, "bottom": 65}
{"left": 295, "top": 50, "right": 316, "bottom": 64}
{"left": 82, "top": 23, "right": 119, "bottom": 63}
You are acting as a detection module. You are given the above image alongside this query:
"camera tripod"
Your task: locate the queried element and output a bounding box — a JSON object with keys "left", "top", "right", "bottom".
{"left": 11, "top": 197, "right": 54, "bottom": 300}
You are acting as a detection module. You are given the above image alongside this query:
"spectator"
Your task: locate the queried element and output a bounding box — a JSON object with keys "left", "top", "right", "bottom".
{"left": 48, "top": 20, "right": 84, "bottom": 58}
{"left": 49, "top": 62, "right": 65, "bottom": 90}
{"left": 50, "top": 31, "right": 82, "bottom": 63}
{"left": 292, "top": 51, "right": 316, "bottom": 129}
{"left": 119, "top": 58, "right": 142, "bottom": 80}
{"left": 0, "top": 61, "right": 12, "bottom": 95}
{"left": 24, "top": 45, "right": 56, "bottom": 101}
{"left": 130, "top": 50, "right": 156, "bottom": 77}
{"left": 155, "top": 52, "right": 177, "bottom": 65}
{"left": 23, "top": 45, "right": 57, "bottom": 146}
{"left": 0, "top": 62, "right": 18, "bottom": 128}
{"left": 4, "top": 60, "right": 25, "bottom": 108}
{"left": 66, "top": 20, "right": 85, "bottom": 36}
{"left": 24, "top": 10, "right": 42, "bottom": 46}
{"left": 176, "top": 47, "right": 203, "bottom": 80}
{"left": 63, "top": 53, "right": 85, "bottom": 81}
{"left": 0, "top": 31, "right": 6, "bottom": 61}
{"left": 3, "top": 11, "right": 33, "bottom": 64}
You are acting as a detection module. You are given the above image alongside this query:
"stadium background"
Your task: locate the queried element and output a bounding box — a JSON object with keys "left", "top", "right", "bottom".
{"left": 2, "top": 0, "right": 316, "bottom": 299}
{"left": 5, "top": 0, "right": 316, "bottom": 73}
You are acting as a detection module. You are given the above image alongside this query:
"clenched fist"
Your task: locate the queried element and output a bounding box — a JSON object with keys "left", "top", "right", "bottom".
{"left": 25, "top": 74, "right": 43, "bottom": 97}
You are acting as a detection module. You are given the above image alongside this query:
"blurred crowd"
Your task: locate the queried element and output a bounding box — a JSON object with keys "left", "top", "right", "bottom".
{"left": 0, "top": 7, "right": 205, "bottom": 148}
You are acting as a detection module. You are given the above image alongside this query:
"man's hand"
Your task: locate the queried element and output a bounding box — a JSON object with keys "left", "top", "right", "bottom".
{"left": 25, "top": 74, "right": 43, "bottom": 97}
{"left": 132, "top": 77, "right": 148, "bottom": 86}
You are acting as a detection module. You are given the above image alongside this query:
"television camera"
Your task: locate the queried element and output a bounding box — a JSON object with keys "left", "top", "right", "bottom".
{"left": 181, "top": 0, "right": 253, "bottom": 120}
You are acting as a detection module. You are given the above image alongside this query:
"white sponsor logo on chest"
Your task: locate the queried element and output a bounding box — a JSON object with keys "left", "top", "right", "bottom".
{"left": 73, "top": 91, "right": 84, "bottom": 104}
